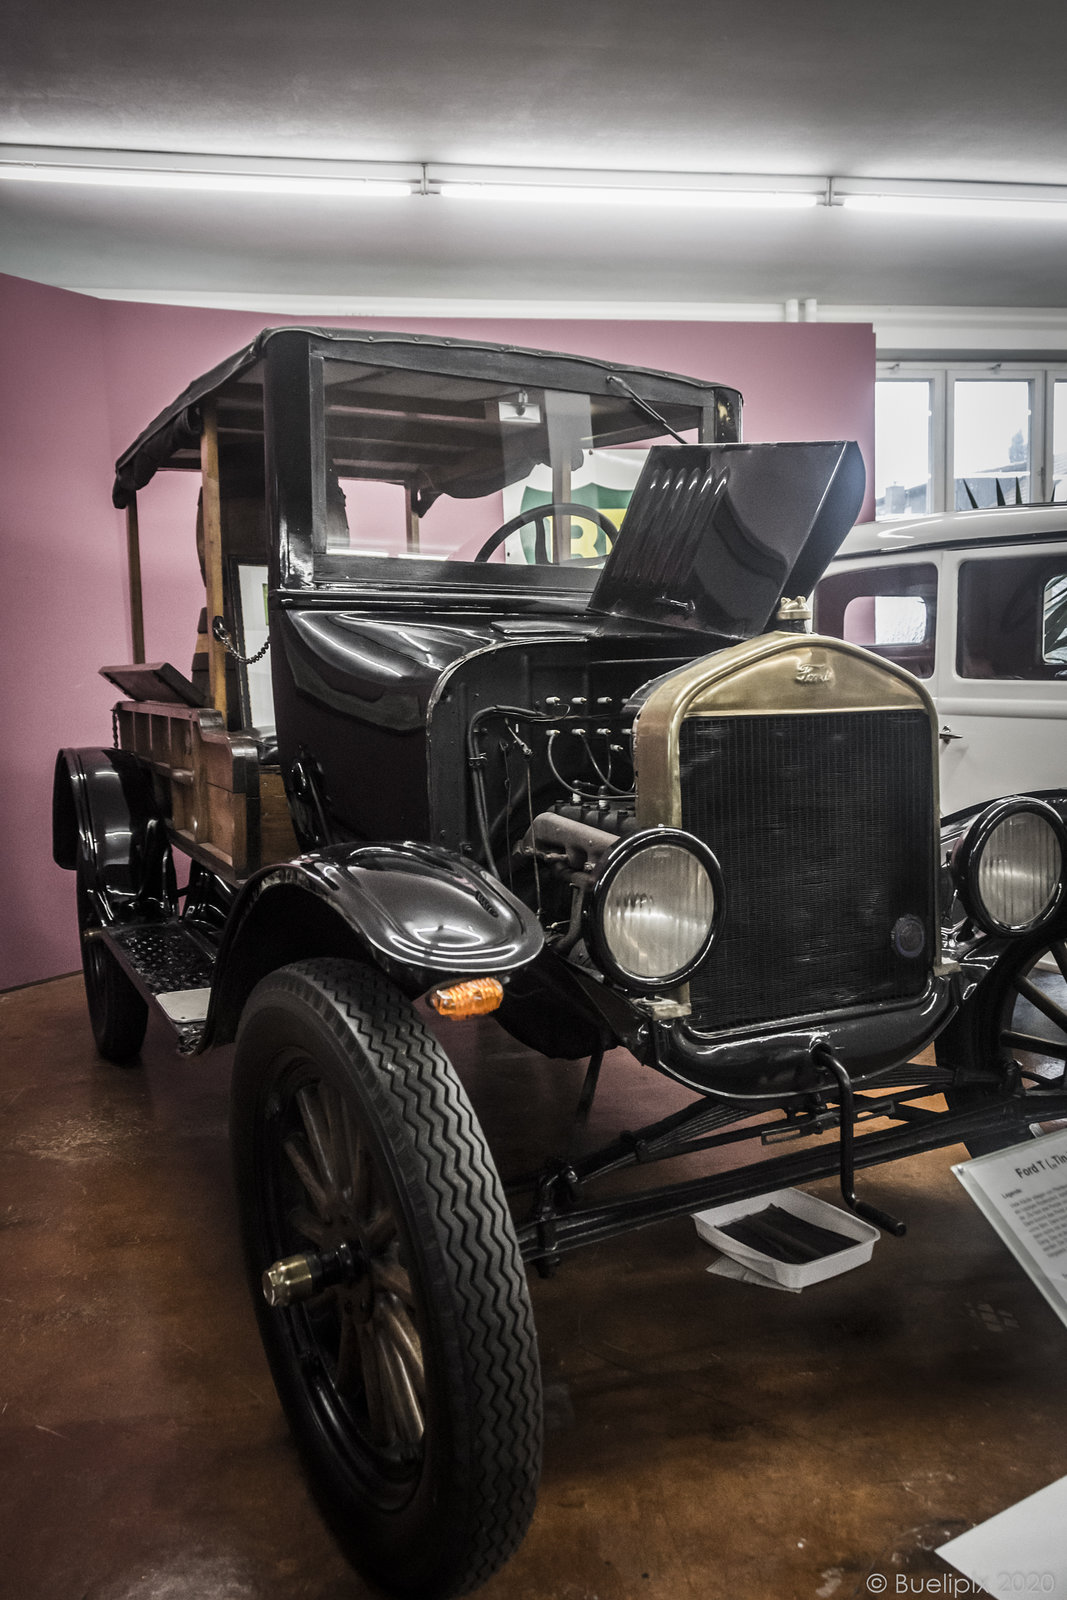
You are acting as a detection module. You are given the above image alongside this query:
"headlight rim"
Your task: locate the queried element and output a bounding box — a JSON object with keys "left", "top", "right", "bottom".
{"left": 586, "top": 827, "right": 726, "bottom": 993}
{"left": 952, "top": 796, "right": 1067, "bottom": 938}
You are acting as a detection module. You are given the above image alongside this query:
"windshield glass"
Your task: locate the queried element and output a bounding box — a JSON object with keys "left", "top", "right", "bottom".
{"left": 314, "top": 356, "right": 704, "bottom": 589}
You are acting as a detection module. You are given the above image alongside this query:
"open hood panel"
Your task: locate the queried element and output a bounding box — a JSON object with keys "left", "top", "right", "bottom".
{"left": 589, "top": 441, "right": 866, "bottom": 639}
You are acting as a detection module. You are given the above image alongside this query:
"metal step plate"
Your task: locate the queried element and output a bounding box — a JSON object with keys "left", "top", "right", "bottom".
{"left": 156, "top": 988, "right": 212, "bottom": 1024}
{"left": 105, "top": 924, "right": 216, "bottom": 1053}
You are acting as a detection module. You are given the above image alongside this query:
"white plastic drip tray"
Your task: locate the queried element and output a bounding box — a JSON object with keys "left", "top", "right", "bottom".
{"left": 693, "top": 1187, "right": 879, "bottom": 1290}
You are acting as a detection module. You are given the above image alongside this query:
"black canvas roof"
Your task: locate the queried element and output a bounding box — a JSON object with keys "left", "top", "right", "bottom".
{"left": 111, "top": 326, "right": 742, "bottom": 509}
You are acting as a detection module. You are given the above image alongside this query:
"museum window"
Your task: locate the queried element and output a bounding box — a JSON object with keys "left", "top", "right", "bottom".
{"left": 874, "top": 379, "right": 933, "bottom": 516}
{"left": 876, "top": 363, "right": 1067, "bottom": 517}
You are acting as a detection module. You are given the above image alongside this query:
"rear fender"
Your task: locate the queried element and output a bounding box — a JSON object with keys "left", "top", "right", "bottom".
{"left": 206, "top": 841, "right": 544, "bottom": 1044}
{"left": 52, "top": 747, "right": 174, "bottom": 923}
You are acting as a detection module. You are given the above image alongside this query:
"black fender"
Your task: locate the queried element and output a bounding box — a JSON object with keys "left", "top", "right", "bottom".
{"left": 52, "top": 747, "right": 174, "bottom": 924}
{"left": 941, "top": 787, "right": 1067, "bottom": 839}
{"left": 205, "top": 841, "right": 544, "bottom": 1045}
{"left": 495, "top": 946, "right": 648, "bottom": 1061}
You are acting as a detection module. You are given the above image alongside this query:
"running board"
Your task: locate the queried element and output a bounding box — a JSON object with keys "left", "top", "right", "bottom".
{"left": 101, "top": 922, "right": 216, "bottom": 1053}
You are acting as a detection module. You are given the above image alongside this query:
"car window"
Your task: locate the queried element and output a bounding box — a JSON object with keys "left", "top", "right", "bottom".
{"left": 813, "top": 563, "right": 938, "bottom": 678}
{"left": 957, "top": 555, "right": 1067, "bottom": 679}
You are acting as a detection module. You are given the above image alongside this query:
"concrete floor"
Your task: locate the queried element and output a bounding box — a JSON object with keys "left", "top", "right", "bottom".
{"left": 2, "top": 972, "right": 1066, "bottom": 1600}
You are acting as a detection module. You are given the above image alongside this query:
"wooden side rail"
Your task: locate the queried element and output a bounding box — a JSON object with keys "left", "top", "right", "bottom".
{"left": 114, "top": 700, "right": 298, "bottom": 881}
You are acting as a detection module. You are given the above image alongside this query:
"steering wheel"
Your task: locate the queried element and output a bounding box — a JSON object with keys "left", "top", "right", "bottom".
{"left": 472, "top": 502, "right": 618, "bottom": 565}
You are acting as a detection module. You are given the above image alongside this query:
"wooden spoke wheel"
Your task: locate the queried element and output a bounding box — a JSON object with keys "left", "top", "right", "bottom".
{"left": 231, "top": 959, "right": 542, "bottom": 1599}
{"left": 941, "top": 931, "right": 1067, "bottom": 1155}
{"left": 998, "top": 936, "right": 1067, "bottom": 1082}
{"left": 269, "top": 1075, "right": 428, "bottom": 1460}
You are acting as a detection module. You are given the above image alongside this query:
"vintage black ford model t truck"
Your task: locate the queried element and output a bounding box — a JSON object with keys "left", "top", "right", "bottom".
{"left": 53, "top": 329, "right": 1067, "bottom": 1597}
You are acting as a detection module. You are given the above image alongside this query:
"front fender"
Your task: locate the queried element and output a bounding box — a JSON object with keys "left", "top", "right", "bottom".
{"left": 941, "top": 786, "right": 1067, "bottom": 839}
{"left": 206, "top": 841, "right": 544, "bottom": 1043}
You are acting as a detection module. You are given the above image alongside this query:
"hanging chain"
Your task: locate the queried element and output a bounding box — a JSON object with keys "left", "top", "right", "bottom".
{"left": 211, "top": 615, "right": 271, "bottom": 666}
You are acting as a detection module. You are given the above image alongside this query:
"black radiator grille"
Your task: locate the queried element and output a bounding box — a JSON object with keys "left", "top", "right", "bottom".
{"left": 679, "top": 710, "right": 935, "bottom": 1031}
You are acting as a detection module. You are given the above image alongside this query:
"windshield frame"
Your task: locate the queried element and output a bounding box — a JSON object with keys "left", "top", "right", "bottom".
{"left": 264, "top": 331, "right": 740, "bottom": 600}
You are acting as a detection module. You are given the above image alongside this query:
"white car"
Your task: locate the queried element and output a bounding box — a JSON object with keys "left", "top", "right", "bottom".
{"left": 815, "top": 505, "right": 1067, "bottom": 819}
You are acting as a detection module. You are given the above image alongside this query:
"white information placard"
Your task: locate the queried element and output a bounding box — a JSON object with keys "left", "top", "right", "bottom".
{"left": 952, "top": 1125, "right": 1067, "bottom": 1329}
{"left": 938, "top": 1474, "right": 1067, "bottom": 1595}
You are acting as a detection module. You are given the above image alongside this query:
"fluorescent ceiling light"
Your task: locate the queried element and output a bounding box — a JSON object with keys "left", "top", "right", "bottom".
{"left": 6, "top": 149, "right": 1063, "bottom": 218}
{"left": 842, "top": 194, "right": 1067, "bottom": 221}
{"left": 439, "top": 182, "right": 817, "bottom": 209}
{"left": 0, "top": 164, "right": 412, "bottom": 196}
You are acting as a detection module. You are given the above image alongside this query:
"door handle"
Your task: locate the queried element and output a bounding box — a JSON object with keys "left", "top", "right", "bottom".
{"left": 939, "top": 724, "right": 963, "bottom": 744}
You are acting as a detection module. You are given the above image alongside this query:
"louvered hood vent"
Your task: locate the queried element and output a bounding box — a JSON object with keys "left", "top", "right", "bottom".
{"left": 589, "top": 441, "right": 865, "bottom": 639}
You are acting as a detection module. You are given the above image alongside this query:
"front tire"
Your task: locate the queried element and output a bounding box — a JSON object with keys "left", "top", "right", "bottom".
{"left": 230, "top": 959, "right": 542, "bottom": 1598}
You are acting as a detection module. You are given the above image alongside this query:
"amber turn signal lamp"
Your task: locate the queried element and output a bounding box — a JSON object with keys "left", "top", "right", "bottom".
{"left": 429, "top": 977, "right": 504, "bottom": 1018}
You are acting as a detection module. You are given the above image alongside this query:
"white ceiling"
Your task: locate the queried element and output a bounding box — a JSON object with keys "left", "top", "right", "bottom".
{"left": 4, "top": 0, "right": 1067, "bottom": 315}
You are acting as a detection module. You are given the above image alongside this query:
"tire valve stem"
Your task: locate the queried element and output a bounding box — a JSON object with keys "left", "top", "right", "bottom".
{"left": 263, "top": 1255, "right": 317, "bottom": 1307}
{"left": 262, "top": 1242, "right": 358, "bottom": 1307}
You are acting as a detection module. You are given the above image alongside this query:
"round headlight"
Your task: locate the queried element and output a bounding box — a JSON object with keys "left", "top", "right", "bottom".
{"left": 589, "top": 830, "right": 725, "bottom": 991}
{"left": 954, "top": 799, "right": 1067, "bottom": 937}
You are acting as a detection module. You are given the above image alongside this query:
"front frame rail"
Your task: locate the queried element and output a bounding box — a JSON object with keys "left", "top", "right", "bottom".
{"left": 515, "top": 1085, "right": 1067, "bottom": 1265}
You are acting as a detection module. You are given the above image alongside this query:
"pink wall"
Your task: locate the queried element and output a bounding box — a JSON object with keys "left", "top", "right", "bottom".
{"left": 1, "top": 278, "right": 127, "bottom": 990}
{"left": 0, "top": 272, "right": 874, "bottom": 988}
